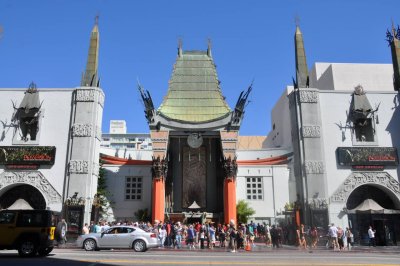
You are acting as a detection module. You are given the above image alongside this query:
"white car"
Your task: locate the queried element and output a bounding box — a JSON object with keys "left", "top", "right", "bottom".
{"left": 76, "top": 226, "right": 159, "bottom": 252}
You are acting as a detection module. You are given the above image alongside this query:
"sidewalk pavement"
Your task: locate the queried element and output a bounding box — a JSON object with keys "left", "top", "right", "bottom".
{"left": 59, "top": 240, "right": 400, "bottom": 253}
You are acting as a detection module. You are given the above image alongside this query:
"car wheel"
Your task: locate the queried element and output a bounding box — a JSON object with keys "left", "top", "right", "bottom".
{"left": 38, "top": 247, "right": 53, "bottom": 256}
{"left": 133, "top": 240, "right": 146, "bottom": 252}
{"left": 83, "top": 239, "right": 97, "bottom": 251}
{"left": 18, "top": 239, "right": 38, "bottom": 257}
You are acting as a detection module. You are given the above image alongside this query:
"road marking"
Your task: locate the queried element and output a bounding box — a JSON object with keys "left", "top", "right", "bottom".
{"left": 78, "top": 260, "right": 399, "bottom": 265}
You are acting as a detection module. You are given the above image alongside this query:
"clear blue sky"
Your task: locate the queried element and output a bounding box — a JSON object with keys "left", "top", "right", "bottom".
{"left": 0, "top": 0, "right": 399, "bottom": 135}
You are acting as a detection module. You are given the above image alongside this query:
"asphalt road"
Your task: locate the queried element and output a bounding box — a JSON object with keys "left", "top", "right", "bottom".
{"left": 0, "top": 247, "right": 399, "bottom": 266}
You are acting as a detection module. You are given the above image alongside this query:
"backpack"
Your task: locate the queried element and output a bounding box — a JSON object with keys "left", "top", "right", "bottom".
{"left": 311, "top": 229, "right": 317, "bottom": 238}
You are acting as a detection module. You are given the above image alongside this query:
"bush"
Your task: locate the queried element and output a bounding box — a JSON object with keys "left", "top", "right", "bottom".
{"left": 236, "top": 200, "right": 255, "bottom": 224}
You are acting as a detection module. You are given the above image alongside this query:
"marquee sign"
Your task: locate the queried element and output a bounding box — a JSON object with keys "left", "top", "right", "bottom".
{"left": 336, "top": 147, "right": 398, "bottom": 167}
{"left": 0, "top": 146, "right": 56, "bottom": 166}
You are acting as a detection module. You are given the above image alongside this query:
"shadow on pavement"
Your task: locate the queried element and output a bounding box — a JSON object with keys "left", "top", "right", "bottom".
{"left": 0, "top": 252, "right": 116, "bottom": 266}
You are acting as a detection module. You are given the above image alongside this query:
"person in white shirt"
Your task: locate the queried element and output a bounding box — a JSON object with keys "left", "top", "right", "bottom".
{"left": 328, "top": 223, "right": 339, "bottom": 250}
{"left": 159, "top": 225, "right": 167, "bottom": 247}
{"left": 368, "top": 226, "right": 376, "bottom": 247}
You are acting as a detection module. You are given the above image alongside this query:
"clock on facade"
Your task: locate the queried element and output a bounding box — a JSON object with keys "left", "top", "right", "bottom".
{"left": 187, "top": 133, "right": 203, "bottom": 148}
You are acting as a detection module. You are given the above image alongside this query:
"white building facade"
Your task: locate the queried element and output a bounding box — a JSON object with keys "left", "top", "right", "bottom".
{"left": 0, "top": 20, "right": 104, "bottom": 237}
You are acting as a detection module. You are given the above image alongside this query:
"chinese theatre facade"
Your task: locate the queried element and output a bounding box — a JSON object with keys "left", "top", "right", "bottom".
{"left": 138, "top": 42, "right": 252, "bottom": 224}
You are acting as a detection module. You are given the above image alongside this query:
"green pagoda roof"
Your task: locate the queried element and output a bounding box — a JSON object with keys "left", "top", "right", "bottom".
{"left": 158, "top": 50, "right": 231, "bottom": 123}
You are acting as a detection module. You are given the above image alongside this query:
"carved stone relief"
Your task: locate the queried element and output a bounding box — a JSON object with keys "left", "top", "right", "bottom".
{"left": 0, "top": 171, "right": 62, "bottom": 204}
{"left": 223, "top": 156, "right": 238, "bottom": 179}
{"left": 304, "top": 161, "right": 324, "bottom": 174}
{"left": 309, "top": 198, "right": 328, "bottom": 210}
{"left": 76, "top": 89, "right": 95, "bottom": 102}
{"left": 299, "top": 90, "right": 319, "bottom": 103}
{"left": 302, "top": 126, "right": 321, "bottom": 138}
{"left": 75, "top": 89, "right": 105, "bottom": 107}
{"left": 330, "top": 172, "right": 400, "bottom": 203}
{"left": 151, "top": 156, "right": 168, "bottom": 179}
{"left": 69, "top": 160, "right": 89, "bottom": 174}
{"left": 72, "top": 124, "right": 93, "bottom": 137}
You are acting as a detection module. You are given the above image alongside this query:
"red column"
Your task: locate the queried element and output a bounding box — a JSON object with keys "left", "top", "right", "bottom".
{"left": 150, "top": 155, "right": 167, "bottom": 223}
{"left": 152, "top": 178, "right": 165, "bottom": 223}
{"left": 224, "top": 178, "right": 236, "bottom": 224}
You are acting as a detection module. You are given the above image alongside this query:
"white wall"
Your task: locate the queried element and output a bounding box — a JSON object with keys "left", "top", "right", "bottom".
{"left": 265, "top": 86, "right": 293, "bottom": 149}
{"left": 0, "top": 89, "right": 74, "bottom": 211}
{"left": 237, "top": 148, "right": 290, "bottom": 160}
{"left": 104, "top": 164, "right": 152, "bottom": 221}
{"left": 237, "top": 165, "right": 290, "bottom": 223}
{"left": 100, "top": 147, "right": 153, "bottom": 160}
{"left": 318, "top": 90, "right": 399, "bottom": 199}
{"left": 310, "top": 63, "right": 394, "bottom": 91}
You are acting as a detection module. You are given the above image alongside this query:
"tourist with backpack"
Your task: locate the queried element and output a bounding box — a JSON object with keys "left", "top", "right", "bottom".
{"left": 310, "top": 226, "right": 318, "bottom": 248}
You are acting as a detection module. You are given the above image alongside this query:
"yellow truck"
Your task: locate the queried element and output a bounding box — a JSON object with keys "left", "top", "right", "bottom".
{"left": 0, "top": 209, "right": 57, "bottom": 257}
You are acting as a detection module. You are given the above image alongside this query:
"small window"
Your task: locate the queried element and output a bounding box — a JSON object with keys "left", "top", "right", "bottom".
{"left": 245, "top": 176, "right": 263, "bottom": 201}
{"left": 125, "top": 176, "right": 143, "bottom": 201}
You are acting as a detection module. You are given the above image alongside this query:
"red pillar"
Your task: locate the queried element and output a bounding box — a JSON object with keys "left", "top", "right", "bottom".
{"left": 224, "top": 178, "right": 236, "bottom": 225}
{"left": 152, "top": 178, "right": 165, "bottom": 223}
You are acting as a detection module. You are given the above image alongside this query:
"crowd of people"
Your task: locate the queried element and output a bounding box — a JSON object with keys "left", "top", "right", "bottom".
{"left": 80, "top": 219, "right": 380, "bottom": 251}
{"left": 81, "top": 219, "right": 284, "bottom": 251}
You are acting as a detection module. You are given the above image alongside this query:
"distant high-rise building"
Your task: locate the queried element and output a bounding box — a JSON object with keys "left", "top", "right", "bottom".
{"left": 110, "top": 120, "right": 127, "bottom": 134}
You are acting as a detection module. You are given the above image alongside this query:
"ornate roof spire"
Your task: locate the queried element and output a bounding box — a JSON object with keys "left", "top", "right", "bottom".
{"left": 294, "top": 19, "right": 309, "bottom": 88}
{"left": 207, "top": 38, "right": 212, "bottom": 58}
{"left": 387, "top": 21, "right": 400, "bottom": 91}
{"left": 178, "top": 38, "right": 183, "bottom": 57}
{"left": 81, "top": 15, "right": 100, "bottom": 87}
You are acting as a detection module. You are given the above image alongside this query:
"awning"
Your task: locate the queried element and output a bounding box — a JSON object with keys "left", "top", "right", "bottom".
{"left": 348, "top": 198, "right": 400, "bottom": 214}
{"left": 188, "top": 201, "right": 201, "bottom": 209}
{"left": 7, "top": 199, "right": 34, "bottom": 210}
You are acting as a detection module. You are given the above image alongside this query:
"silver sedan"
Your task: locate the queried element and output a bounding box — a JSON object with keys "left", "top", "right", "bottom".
{"left": 76, "top": 226, "right": 159, "bottom": 252}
